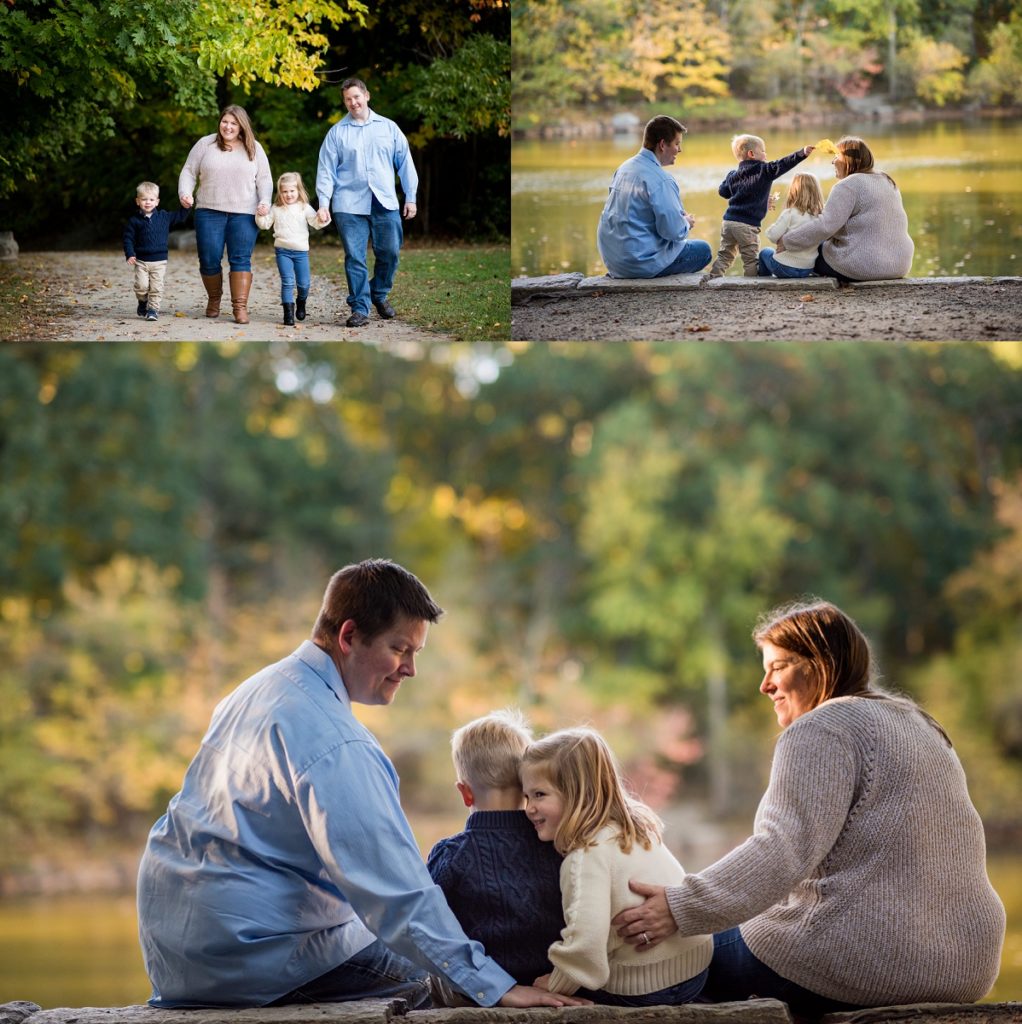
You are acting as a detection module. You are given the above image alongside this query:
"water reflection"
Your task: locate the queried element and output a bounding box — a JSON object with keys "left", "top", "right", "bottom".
{"left": 512, "top": 119, "right": 1022, "bottom": 278}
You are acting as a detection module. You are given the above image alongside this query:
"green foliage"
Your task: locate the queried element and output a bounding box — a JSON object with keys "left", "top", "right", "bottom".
{"left": 899, "top": 32, "right": 968, "bottom": 105}
{"left": 968, "top": 12, "right": 1022, "bottom": 104}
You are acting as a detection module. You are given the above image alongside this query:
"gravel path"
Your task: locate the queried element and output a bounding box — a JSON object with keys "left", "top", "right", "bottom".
{"left": 511, "top": 280, "right": 1022, "bottom": 341}
{"left": 11, "top": 248, "right": 449, "bottom": 342}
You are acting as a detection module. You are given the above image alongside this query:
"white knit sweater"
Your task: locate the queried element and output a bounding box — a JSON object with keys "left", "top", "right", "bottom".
{"left": 781, "top": 171, "right": 914, "bottom": 280}
{"left": 547, "top": 825, "right": 712, "bottom": 997}
{"left": 255, "top": 202, "right": 322, "bottom": 251}
{"left": 665, "top": 697, "right": 1005, "bottom": 1006}
{"left": 764, "top": 208, "right": 820, "bottom": 269}
{"left": 178, "top": 135, "right": 273, "bottom": 215}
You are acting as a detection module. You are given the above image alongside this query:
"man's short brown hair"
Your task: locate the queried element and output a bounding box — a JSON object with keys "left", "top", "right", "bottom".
{"left": 643, "top": 115, "right": 686, "bottom": 152}
{"left": 312, "top": 559, "right": 442, "bottom": 646}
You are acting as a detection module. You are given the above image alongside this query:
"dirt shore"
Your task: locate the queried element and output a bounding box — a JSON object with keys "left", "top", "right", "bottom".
{"left": 5, "top": 249, "right": 450, "bottom": 343}
{"left": 511, "top": 280, "right": 1022, "bottom": 342}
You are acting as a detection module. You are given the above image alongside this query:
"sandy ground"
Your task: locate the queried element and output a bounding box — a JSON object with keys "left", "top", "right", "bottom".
{"left": 511, "top": 281, "right": 1022, "bottom": 342}
{"left": 8, "top": 249, "right": 450, "bottom": 343}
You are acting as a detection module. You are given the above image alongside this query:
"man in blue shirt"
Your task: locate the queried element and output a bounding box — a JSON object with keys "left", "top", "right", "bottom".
{"left": 316, "top": 79, "right": 417, "bottom": 329}
{"left": 137, "top": 559, "right": 584, "bottom": 1010}
{"left": 596, "top": 116, "right": 711, "bottom": 279}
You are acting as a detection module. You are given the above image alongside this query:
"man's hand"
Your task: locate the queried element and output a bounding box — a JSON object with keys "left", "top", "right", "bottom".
{"left": 611, "top": 880, "right": 678, "bottom": 950}
{"left": 317, "top": 207, "right": 332, "bottom": 226}
{"left": 498, "top": 985, "right": 590, "bottom": 1008}
{"left": 403, "top": 202, "right": 417, "bottom": 220}
{"left": 180, "top": 195, "right": 193, "bottom": 209}
{"left": 684, "top": 212, "right": 695, "bottom": 229}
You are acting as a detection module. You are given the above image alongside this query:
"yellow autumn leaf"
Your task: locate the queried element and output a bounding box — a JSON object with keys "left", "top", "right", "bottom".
{"left": 814, "top": 138, "right": 838, "bottom": 155}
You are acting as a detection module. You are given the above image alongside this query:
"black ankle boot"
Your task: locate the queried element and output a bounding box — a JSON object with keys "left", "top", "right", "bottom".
{"left": 295, "top": 294, "right": 307, "bottom": 321}
{"left": 282, "top": 303, "right": 295, "bottom": 326}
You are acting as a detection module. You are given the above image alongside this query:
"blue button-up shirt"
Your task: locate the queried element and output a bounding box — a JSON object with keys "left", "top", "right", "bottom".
{"left": 137, "top": 640, "right": 515, "bottom": 1008}
{"left": 315, "top": 110, "right": 418, "bottom": 215}
{"left": 596, "top": 148, "right": 691, "bottom": 278}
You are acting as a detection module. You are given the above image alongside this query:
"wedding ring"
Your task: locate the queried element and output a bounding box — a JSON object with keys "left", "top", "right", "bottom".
{"left": 640, "top": 932, "right": 650, "bottom": 945}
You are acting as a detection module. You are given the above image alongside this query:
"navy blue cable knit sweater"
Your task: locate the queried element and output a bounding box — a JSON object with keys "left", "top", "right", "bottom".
{"left": 427, "top": 810, "right": 565, "bottom": 985}
{"left": 123, "top": 207, "right": 191, "bottom": 262}
{"left": 719, "top": 149, "right": 808, "bottom": 227}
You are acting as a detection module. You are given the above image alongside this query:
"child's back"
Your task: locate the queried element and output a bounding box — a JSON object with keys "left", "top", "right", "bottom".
{"left": 428, "top": 810, "right": 565, "bottom": 984}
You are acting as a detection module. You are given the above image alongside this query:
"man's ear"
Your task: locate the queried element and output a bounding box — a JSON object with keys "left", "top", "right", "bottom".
{"left": 337, "top": 619, "right": 358, "bottom": 655}
{"left": 456, "top": 781, "right": 475, "bottom": 808}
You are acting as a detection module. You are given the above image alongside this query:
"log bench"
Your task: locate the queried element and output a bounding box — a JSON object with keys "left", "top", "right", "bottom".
{"left": 3, "top": 998, "right": 1020, "bottom": 1024}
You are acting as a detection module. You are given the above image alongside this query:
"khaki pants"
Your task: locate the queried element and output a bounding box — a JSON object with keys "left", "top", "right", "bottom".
{"left": 709, "top": 221, "right": 761, "bottom": 278}
{"left": 133, "top": 259, "right": 168, "bottom": 311}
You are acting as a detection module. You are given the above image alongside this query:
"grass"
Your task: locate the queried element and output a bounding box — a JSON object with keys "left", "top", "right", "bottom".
{"left": 0, "top": 259, "right": 64, "bottom": 342}
{"left": 310, "top": 241, "right": 510, "bottom": 342}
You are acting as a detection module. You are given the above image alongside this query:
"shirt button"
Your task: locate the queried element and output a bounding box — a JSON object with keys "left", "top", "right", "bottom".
{"left": 442, "top": 962, "right": 449, "bottom": 968}
{"left": 477, "top": 993, "right": 485, "bottom": 1000}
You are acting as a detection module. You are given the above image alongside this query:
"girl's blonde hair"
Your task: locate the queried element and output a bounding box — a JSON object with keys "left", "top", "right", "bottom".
{"left": 786, "top": 173, "right": 824, "bottom": 216}
{"left": 274, "top": 171, "right": 310, "bottom": 207}
{"left": 215, "top": 105, "right": 257, "bottom": 161}
{"left": 521, "top": 727, "right": 662, "bottom": 856}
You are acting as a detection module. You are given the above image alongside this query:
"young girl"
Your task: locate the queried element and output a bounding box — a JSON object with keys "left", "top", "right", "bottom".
{"left": 521, "top": 728, "right": 712, "bottom": 1005}
{"left": 757, "top": 172, "right": 825, "bottom": 279}
{"left": 255, "top": 172, "right": 323, "bottom": 326}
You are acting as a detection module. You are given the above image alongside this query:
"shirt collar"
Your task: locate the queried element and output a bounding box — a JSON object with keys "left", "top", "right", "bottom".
{"left": 295, "top": 638, "right": 351, "bottom": 707}
{"left": 637, "top": 147, "right": 662, "bottom": 170}
{"left": 340, "top": 108, "right": 380, "bottom": 126}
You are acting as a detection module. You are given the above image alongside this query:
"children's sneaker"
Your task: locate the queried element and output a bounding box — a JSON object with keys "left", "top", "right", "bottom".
{"left": 137, "top": 299, "right": 148, "bottom": 317}
{"left": 145, "top": 308, "right": 158, "bottom": 321}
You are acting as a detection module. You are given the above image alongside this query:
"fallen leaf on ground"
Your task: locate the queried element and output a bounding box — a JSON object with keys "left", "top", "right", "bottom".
{"left": 686, "top": 323, "right": 712, "bottom": 332}
{"left": 800, "top": 294, "right": 815, "bottom": 302}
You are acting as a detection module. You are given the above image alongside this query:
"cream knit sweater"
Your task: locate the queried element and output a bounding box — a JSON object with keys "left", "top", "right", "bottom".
{"left": 547, "top": 825, "right": 712, "bottom": 997}
{"left": 781, "top": 171, "right": 914, "bottom": 280}
{"left": 255, "top": 202, "right": 322, "bottom": 251}
{"left": 665, "top": 696, "right": 1005, "bottom": 1006}
{"left": 178, "top": 135, "right": 273, "bottom": 215}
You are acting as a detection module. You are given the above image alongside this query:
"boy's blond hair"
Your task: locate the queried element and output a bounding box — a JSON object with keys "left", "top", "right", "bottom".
{"left": 274, "top": 171, "right": 311, "bottom": 207}
{"left": 136, "top": 181, "right": 160, "bottom": 199}
{"left": 452, "top": 708, "right": 532, "bottom": 791}
{"left": 786, "top": 173, "right": 824, "bottom": 216}
{"left": 731, "top": 134, "right": 765, "bottom": 160}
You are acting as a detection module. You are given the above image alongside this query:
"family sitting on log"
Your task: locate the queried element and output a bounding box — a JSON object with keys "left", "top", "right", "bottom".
{"left": 135, "top": 560, "right": 1005, "bottom": 1017}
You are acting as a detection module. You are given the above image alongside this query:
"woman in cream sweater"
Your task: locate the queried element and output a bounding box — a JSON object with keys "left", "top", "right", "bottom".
{"left": 179, "top": 105, "right": 272, "bottom": 324}
{"left": 778, "top": 137, "right": 914, "bottom": 282}
{"left": 521, "top": 728, "right": 712, "bottom": 1005}
{"left": 614, "top": 600, "right": 1005, "bottom": 1018}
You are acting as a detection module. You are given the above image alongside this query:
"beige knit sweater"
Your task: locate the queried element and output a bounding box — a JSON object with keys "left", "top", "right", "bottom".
{"left": 178, "top": 135, "right": 273, "bottom": 215}
{"left": 665, "top": 696, "right": 1005, "bottom": 1006}
{"left": 547, "top": 825, "right": 712, "bottom": 997}
{"left": 781, "top": 171, "right": 914, "bottom": 280}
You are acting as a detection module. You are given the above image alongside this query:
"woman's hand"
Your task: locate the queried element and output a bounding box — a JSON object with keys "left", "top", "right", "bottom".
{"left": 256, "top": 203, "right": 269, "bottom": 217}
{"left": 775, "top": 236, "right": 786, "bottom": 253}
{"left": 498, "top": 985, "right": 590, "bottom": 1007}
{"left": 180, "top": 195, "right": 193, "bottom": 209}
{"left": 611, "top": 881, "right": 678, "bottom": 950}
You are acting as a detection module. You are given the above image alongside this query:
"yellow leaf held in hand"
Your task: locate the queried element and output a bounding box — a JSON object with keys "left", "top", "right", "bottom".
{"left": 814, "top": 138, "right": 838, "bottom": 155}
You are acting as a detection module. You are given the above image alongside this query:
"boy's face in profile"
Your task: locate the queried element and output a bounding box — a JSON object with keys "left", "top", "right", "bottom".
{"left": 136, "top": 193, "right": 160, "bottom": 214}
{"left": 746, "top": 141, "right": 767, "bottom": 162}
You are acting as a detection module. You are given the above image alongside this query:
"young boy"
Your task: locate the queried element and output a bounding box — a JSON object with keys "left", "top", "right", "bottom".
{"left": 707, "top": 135, "right": 815, "bottom": 278}
{"left": 427, "top": 709, "right": 565, "bottom": 988}
{"left": 122, "top": 181, "right": 190, "bottom": 321}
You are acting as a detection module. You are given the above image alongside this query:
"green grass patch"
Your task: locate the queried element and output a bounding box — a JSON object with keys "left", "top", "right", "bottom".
{"left": 310, "top": 243, "right": 510, "bottom": 342}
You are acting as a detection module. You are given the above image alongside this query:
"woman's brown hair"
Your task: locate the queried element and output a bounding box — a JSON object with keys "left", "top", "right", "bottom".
{"left": 216, "top": 105, "right": 257, "bottom": 161}
{"left": 836, "top": 136, "right": 897, "bottom": 189}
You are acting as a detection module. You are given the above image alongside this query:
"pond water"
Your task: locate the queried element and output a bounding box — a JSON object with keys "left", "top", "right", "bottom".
{"left": 1, "top": 855, "right": 1020, "bottom": 1008}
{"left": 511, "top": 118, "right": 1022, "bottom": 279}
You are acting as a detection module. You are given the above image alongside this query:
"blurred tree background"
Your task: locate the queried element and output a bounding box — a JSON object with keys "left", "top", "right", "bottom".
{"left": 0, "top": 0, "right": 509, "bottom": 244}
{"left": 2, "top": 340, "right": 1022, "bottom": 876}
{"left": 512, "top": 0, "right": 1022, "bottom": 124}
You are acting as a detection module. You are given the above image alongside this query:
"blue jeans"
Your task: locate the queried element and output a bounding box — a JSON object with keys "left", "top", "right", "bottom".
{"left": 757, "top": 247, "right": 815, "bottom": 278}
{"left": 702, "top": 928, "right": 860, "bottom": 1017}
{"left": 335, "top": 195, "right": 403, "bottom": 315}
{"left": 266, "top": 938, "right": 431, "bottom": 1008}
{"left": 812, "top": 246, "right": 856, "bottom": 283}
{"left": 195, "top": 208, "right": 260, "bottom": 275}
{"left": 275, "top": 248, "right": 310, "bottom": 303}
{"left": 577, "top": 967, "right": 708, "bottom": 1006}
{"left": 656, "top": 239, "right": 713, "bottom": 277}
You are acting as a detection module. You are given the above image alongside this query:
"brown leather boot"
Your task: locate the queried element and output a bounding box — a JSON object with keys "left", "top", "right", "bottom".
{"left": 200, "top": 273, "right": 223, "bottom": 318}
{"left": 229, "top": 271, "right": 252, "bottom": 324}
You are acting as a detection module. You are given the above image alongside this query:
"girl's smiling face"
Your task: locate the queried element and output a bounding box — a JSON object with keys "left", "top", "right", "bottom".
{"left": 279, "top": 185, "right": 299, "bottom": 205}
{"left": 521, "top": 764, "right": 565, "bottom": 843}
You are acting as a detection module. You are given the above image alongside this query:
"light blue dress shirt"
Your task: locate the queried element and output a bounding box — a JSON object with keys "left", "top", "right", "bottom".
{"left": 137, "top": 640, "right": 515, "bottom": 1008}
{"left": 596, "top": 148, "right": 691, "bottom": 278}
{"left": 315, "top": 110, "right": 418, "bottom": 215}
